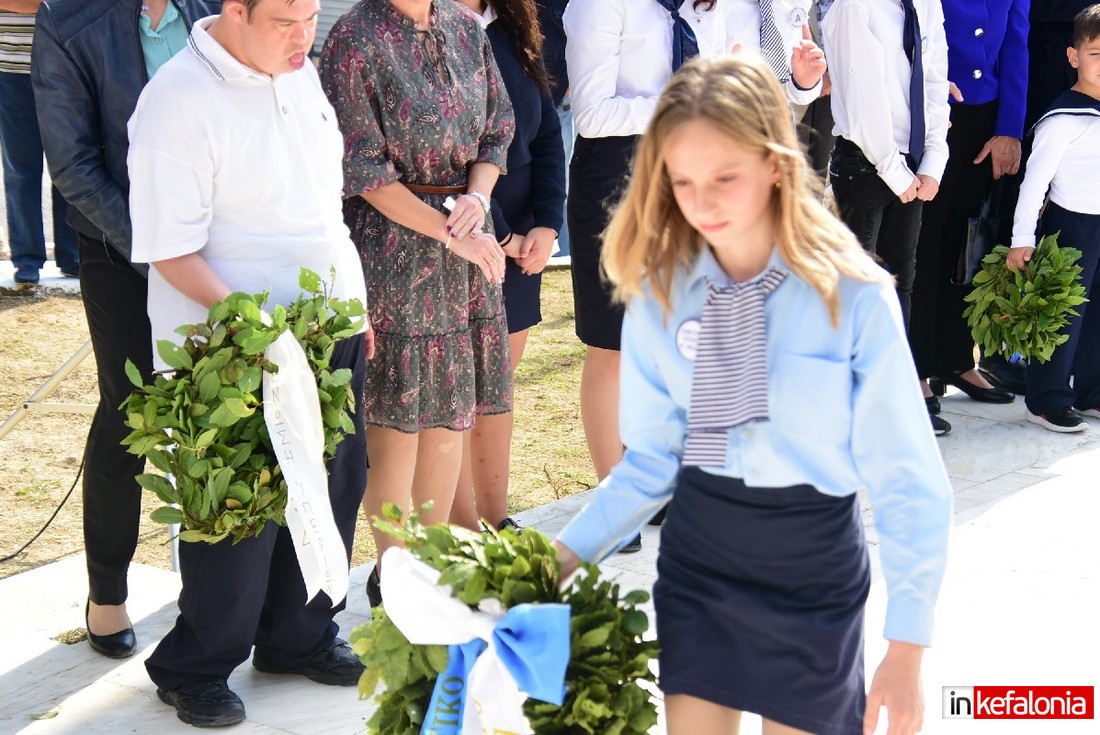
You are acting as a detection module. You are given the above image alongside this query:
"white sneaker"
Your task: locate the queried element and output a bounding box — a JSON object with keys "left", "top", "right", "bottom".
{"left": 1075, "top": 406, "right": 1100, "bottom": 420}
{"left": 1026, "top": 408, "right": 1088, "bottom": 433}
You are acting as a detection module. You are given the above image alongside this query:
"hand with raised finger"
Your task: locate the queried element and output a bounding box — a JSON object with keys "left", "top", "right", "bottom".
{"left": 790, "top": 24, "right": 827, "bottom": 90}
{"left": 974, "top": 135, "right": 1022, "bottom": 180}
{"left": 445, "top": 193, "right": 486, "bottom": 240}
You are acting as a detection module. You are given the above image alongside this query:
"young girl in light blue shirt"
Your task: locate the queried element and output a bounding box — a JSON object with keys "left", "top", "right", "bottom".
{"left": 554, "top": 56, "right": 952, "bottom": 735}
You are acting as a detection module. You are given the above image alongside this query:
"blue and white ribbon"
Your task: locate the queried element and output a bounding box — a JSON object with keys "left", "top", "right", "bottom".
{"left": 380, "top": 547, "right": 571, "bottom": 735}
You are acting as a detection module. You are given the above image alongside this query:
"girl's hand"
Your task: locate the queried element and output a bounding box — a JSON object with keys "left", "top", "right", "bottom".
{"left": 864, "top": 641, "right": 925, "bottom": 735}
{"left": 445, "top": 193, "right": 488, "bottom": 240}
{"left": 552, "top": 540, "right": 580, "bottom": 583}
{"left": 515, "top": 227, "right": 557, "bottom": 275}
{"left": 790, "top": 24, "right": 827, "bottom": 90}
{"left": 449, "top": 231, "right": 506, "bottom": 283}
{"left": 1007, "top": 246, "right": 1034, "bottom": 272}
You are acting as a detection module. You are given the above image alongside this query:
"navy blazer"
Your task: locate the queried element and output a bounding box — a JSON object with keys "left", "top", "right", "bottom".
{"left": 535, "top": 0, "right": 568, "bottom": 105}
{"left": 942, "top": 0, "right": 1030, "bottom": 139}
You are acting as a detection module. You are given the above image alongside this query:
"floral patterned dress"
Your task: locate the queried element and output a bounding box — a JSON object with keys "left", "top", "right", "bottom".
{"left": 319, "top": 0, "right": 516, "bottom": 433}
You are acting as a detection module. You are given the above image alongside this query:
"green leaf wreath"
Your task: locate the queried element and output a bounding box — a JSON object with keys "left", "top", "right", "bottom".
{"left": 963, "top": 232, "right": 1088, "bottom": 364}
{"left": 352, "top": 505, "right": 660, "bottom": 735}
{"left": 120, "top": 268, "right": 366, "bottom": 544}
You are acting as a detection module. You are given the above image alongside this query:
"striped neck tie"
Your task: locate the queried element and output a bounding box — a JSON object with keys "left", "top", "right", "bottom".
{"left": 654, "top": 0, "right": 700, "bottom": 71}
{"left": 758, "top": 0, "right": 791, "bottom": 83}
{"left": 682, "top": 267, "right": 787, "bottom": 468}
{"left": 901, "top": 0, "right": 925, "bottom": 166}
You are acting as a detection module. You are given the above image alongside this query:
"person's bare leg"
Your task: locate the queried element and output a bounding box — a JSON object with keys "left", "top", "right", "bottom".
{"left": 665, "top": 694, "right": 743, "bottom": 735}
{"left": 580, "top": 345, "right": 622, "bottom": 481}
{"left": 360, "top": 425, "right": 419, "bottom": 574}
{"left": 762, "top": 718, "right": 815, "bottom": 735}
{"left": 409, "top": 427, "right": 465, "bottom": 527}
{"left": 459, "top": 330, "right": 529, "bottom": 528}
{"left": 450, "top": 431, "right": 480, "bottom": 531}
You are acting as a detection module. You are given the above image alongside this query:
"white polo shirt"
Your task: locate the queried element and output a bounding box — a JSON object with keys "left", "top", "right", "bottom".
{"left": 128, "top": 16, "right": 367, "bottom": 367}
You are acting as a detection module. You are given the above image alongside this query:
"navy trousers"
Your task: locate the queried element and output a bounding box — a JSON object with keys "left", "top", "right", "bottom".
{"left": 146, "top": 335, "right": 368, "bottom": 691}
{"left": 1025, "top": 203, "right": 1100, "bottom": 415}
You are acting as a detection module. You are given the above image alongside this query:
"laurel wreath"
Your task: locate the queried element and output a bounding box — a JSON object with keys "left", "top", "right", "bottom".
{"left": 963, "top": 233, "right": 1088, "bottom": 364}
{"left": 120, "top": 268, "right": 366, "bottom": 544}
{"left": 352, "top": 506, "right": 660, "bottom": 735}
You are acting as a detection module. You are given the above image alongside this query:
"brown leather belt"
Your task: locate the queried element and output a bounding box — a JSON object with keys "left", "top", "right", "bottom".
{"left": 404, "top": 183, "right": 465, "bottom": 194}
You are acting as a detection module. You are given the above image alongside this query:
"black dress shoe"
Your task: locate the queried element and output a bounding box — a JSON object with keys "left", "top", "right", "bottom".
{"left": 253, "top": 638, "right": 364, "bottom": 686}
{"left": 978, "top": 354, "right": 1028, "bottom": 395}
{"left": 930, "top": 372, "right": 1015, "bottom": 404}
{"left": 157, "top": 678, "right": 246, "bottom": 727}
{"left": 618, "top": 533, "right": 642, "bottom": 554}
{"left": 365, "top": 564, "right": 382, "bottom": 609}
{"left": 85, "top": 601, "right": 136, "bottom": 659}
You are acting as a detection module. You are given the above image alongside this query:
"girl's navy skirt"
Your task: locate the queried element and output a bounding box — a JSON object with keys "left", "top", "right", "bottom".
{"left": 655, "top": 467, "right": 870, "bottom": 735}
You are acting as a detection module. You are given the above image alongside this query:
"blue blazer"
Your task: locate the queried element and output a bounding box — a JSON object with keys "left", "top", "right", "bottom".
{"left": 942, "top": 0, "right": 1030, "bottom": 139}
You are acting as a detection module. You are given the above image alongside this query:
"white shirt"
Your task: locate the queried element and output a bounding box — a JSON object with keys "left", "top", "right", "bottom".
{"left": 823, "top": 0, "right": 950, "bottom": 194}
{"left": 564, "top": 0, "right": 817, "bottom": 139}
{"left": 1012, "top": 111, "right": 1100, "bottom": 249}
{"left": 128, "top": 17, "right": 367, "bottom": 368}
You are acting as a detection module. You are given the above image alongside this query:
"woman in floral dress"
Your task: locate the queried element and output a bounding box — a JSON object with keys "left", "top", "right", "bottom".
{"left": 319, "top": 0, "right": 515, "bottom": 604}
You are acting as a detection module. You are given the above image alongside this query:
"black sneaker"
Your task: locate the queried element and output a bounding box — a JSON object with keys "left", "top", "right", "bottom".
{"left": 1026, "top": 408, "right": 1087, "bottom": 433}
{"left": 496, "top": 517, "right": 522, "bottom": 532}
{"left": 618, "top": 533, "right": 642, "bottom": 554}
{"left": 930, "top": 413, "right": 951, "bottom": 436}
{"left": 157, "top": 678, "right": 246, "bottom": 728}
{"left": 1075, "top": 406, "right": 1100, "bottom": 420}
{"left": 253, "top": 638, "right": 364, "bottom": 686}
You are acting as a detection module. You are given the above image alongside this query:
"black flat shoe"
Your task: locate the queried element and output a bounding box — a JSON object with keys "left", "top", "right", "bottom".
{"left": 925, "top": 395, "right": 941, "bottom": 415}
{"left": 85, "top": 600, "right": 136, "bottom": 659}
{"left": 253, "top": 638, "right": 364, "bottom": 687}
{"left": 931, "top": 372, "right": 1015, "bottom": 404}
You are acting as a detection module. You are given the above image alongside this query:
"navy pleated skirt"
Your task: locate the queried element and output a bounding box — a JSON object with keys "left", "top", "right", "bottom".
{"left": 655, "top": 467, "right": 870, "bottom": 735}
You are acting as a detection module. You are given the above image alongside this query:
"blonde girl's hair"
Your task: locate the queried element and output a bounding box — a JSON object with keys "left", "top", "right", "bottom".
{"left": 601, "top": 55, "right": 890, "bottom": 327}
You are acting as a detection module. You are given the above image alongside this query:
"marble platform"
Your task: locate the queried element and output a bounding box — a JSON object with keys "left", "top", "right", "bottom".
{"left": 2, "top": 394, "right": 1099, "bottom": 734}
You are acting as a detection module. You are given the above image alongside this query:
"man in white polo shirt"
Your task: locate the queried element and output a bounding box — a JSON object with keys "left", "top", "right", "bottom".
{"left": 127, "top": 0, "right": 372, "bottom": 726}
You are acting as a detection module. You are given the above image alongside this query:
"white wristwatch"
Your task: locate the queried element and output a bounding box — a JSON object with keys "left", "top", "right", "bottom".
{"left": 466, "top": 190, "right": 490, "bottom": 215}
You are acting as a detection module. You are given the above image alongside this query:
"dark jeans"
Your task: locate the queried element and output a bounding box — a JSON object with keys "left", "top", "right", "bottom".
{"left": 79, "top": 234, "right": 154, "bottom": 605}
{"left": 146, "top": 335, "right": 368, "bottom": 691}
{"left": 0, "top": 71, "right": 78, "bottom": 271}
{"left": 1025, "top": 203, "right": 1100, "bottom": 415}
{"left": 830, "top": 138, "right": 923, "bottom": 328}
{"left": 909, "top": 102, "right": 1000, "bottom": 379}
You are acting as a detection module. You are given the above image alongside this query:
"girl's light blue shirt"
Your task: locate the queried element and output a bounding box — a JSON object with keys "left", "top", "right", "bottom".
{"left": 138, "top": 2, "right": 189, "bottom": 80}
{"left": 557, "top": 246, "right": 953, "bottom": 647}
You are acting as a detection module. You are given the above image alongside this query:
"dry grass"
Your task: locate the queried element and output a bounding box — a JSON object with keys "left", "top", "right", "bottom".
{"left": 0, "top": 269, "right": 594, "bottom": 579}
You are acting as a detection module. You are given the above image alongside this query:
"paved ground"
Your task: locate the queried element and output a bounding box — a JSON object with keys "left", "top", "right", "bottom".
{"left": 1, "top": 392, "right": 1098, "bottom": 734}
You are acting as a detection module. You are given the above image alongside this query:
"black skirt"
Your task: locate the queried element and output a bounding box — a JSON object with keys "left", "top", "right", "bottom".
{"left": 566, "top": 135, "right": 637, "bottom": 350}
{"left": 655, "top": 467, "right": 870, "bottom": 735}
